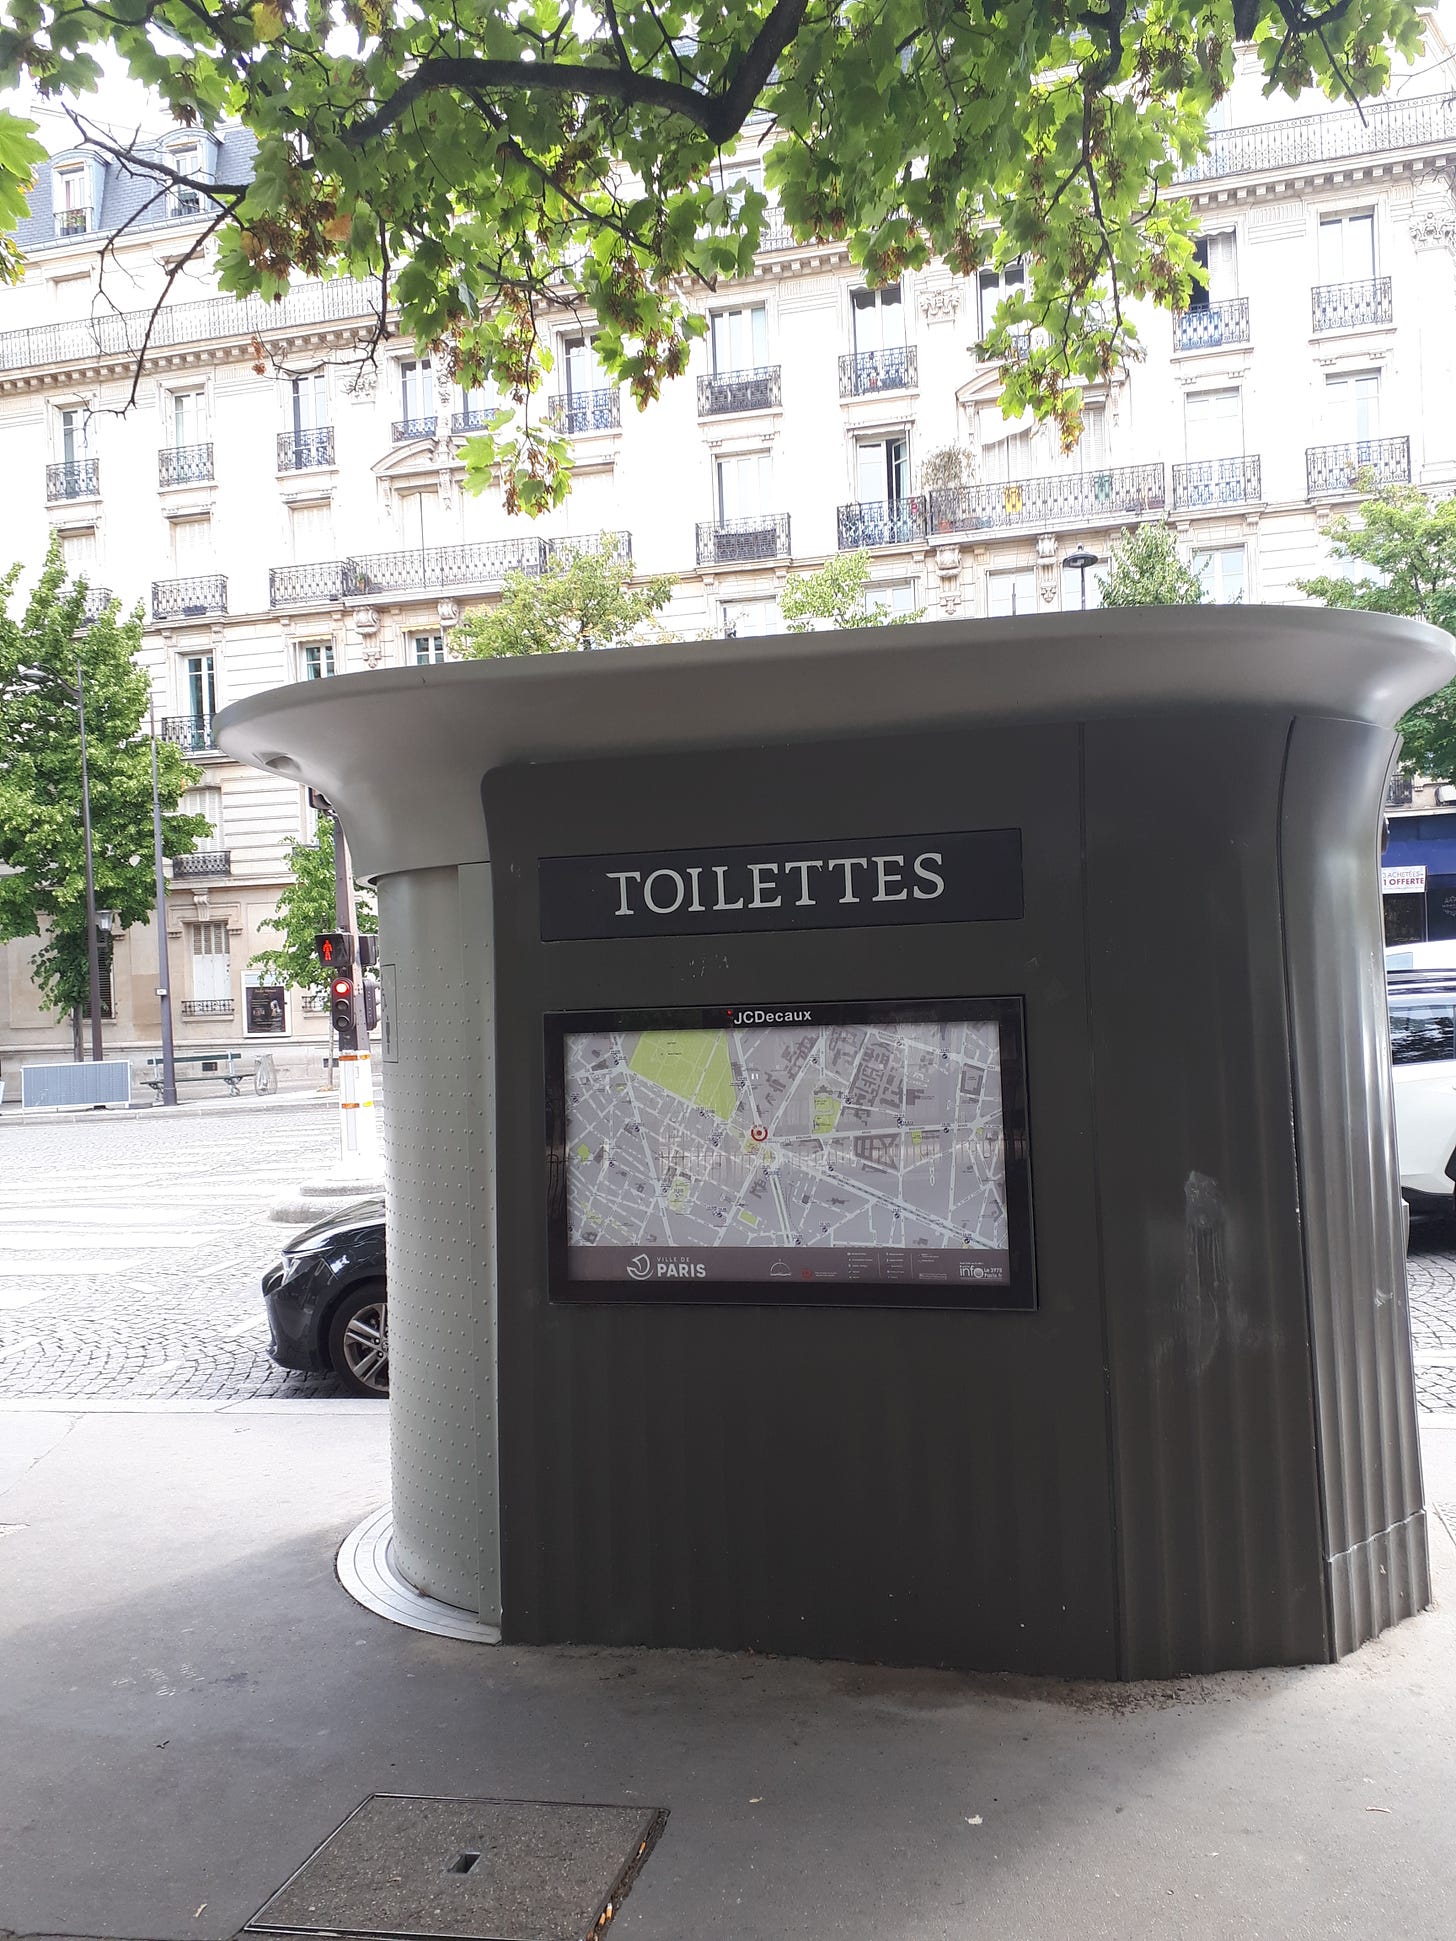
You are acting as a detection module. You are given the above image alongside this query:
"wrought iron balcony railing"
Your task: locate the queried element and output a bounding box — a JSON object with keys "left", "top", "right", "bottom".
{"left": 1171, "top": 455, "right": 1263, "bottom": 510}
{"left": 179, "top": 997, "right": 234, "bottom": 1019}
{"left": 837, "top": 498, "right": 929, "bottom": 550}
{"left": 927, "top": 464, "right": 1167, "bottom": 537}
{"left": 1172, "top": 297, "right": 1250, "bottom": 352}
{"left": 1311, "top": 277, "right": 1393, "bottom": 332}
{"left": 151, "top": 575, "right": 228, "bottom": 620}
{"left": 157, "top": 715, "right": 216, "bottom": 753}
{"left": 77, "top": 585, "right": 113, "bottom": 627}
{"left": 277, "top": 427, "right": 335, "bottom": 471}
{"left": 696, "top": 513, "right": 792, "bottom": 566}
{"left": 158, "top": 442, "right": 214, "bottom": 487}
{"left": 1306, "top": 435, "right": 1410, "bottom": 496}
{"left": 450, "top": 407, "right": 495, "bottom": 434}
{"left": 268, "top": 560, "right": 350, "bottom": 606}
{"left": 46, "top": 458, "right": 100, "bottom": 500}
{"left": 1176, "top": 91, "right": 1456, "bottom": 184}
{"left": 170, "top": 849, "right": 232, "bottom": 879}
{"left": 0, "top": 276, "right": 377, "bottom": 377}
{"left": 544, "top": 531, "right": 633, "bottom": 567}
{"left": 838, "top": 346, "right": 919, "bottom": 397}
{"left": 269, "top": 533, "right": 628, "bottom": 605}
{"left": 697, "top": 366, "right": 782, "bottom": 416}
{"left": 392, "top": 415, "right": 437, "bottom": 442}
{"left": 549, "top": 389, "right": 621, "bottom": 434}
{"left": 54, "top": 208, "right": 91, "bottom": 238}
{"left": 1386, "top": 773, "right": 1415, "bottom": 808}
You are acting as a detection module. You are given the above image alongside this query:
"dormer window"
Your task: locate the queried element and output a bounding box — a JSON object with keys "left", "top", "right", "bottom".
{"left": 53, "top": 166, "right": 90, "bottom": 238}
{"left": 168, "top": 142, "right": 203, "bottom": 217}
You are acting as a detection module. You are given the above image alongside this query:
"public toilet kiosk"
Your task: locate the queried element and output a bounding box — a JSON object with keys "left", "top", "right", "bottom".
{"left": 218, "top": 605, "right": 1451, "bottom": 1680}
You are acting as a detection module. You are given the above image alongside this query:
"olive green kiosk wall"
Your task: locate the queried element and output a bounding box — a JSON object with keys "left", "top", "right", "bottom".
{"left": 217, "top": 607, "right": 1452, "bottom": 1679}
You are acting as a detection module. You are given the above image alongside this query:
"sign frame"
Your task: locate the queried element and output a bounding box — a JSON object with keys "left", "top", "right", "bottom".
{"left": 544, "top": 995, "right": 1037, "bottom": 1311}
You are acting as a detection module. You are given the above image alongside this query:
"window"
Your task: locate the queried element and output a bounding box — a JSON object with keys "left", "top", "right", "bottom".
{"left": 1192, "top": 545, "right": 1246, "bottom": 605}
{"left": 168, "top": 143, "right": 202, "bottom": 216}
{"left": 712, "top": 154, "right": 764, "bottom": 197}
{"left": 721, "top": 598, "right": 779, "bottom": 637}
{"left": 399, "top": 358, "right": 434, "bottom": 421}
{"left": 563, "top": 335, "right": 607, "bottom": 399}
{"left": 710, "top": 304, "right": 769, "bottom": 373}
{"left": 172, "top": 515, "right": 213, "bottom": 572}
{"left": 1189, "top": 232, "right": 1238, "bottom": 309}
{"left": 61, "top": 527, "right": 97, "bottom": 576}
{"left": 1060, "top": 560, "right": 1107, "bottom": 610}
{"left": 56, "top": 405, "right": 89, "bottom": 466}
{"left": 183, "top": 652, "right": 216, "bottom": 723}
{"left": 977, "top": 261, "right": 1026, "bottom": 336}
{"left": 182, "top": 786, "right": 223, "bottom": 844}
{"left": 289, "top": 501, "right": 333, "bottom": 560}
{"left": 1324, "top": 370, "right": 1381, "bottom": 444}
{"left": 1185, "top": 388, "right": 1243, "bottom": 460}
{"left": 398, "top": 486, "right": 443, "bottom": 548}
{"left": 170, "top": 388, "right": 206, "bottom": 448}
{"left": 986, "top": 568, "right": 1036, "bottom": 617}
{"left": 716, "top": 451, "right": 773, "bottom": 521}
{"left": 867, "top": 581, "right": 920, "bottom": 619}
{"left": 289, "top": 372, "right": 328, "bottom": 433}
{"left": 1077, "top": 401, "right": 1108, "bottom": 468}
{"left": 851, "top": 284, "right": 906, "bottom": 353}
{"left": 856, "top": 434, "right": 909, "bottom": 506}
{"left": 1389, "top": 998, "right": 1456, "bottom": 1064}
{"left": 413, "top": 632, "right": 446, "bottom": 664}
{"left": 979, "top": 405, "right": 1033, "bottom": 484}
{"left": 54, "top": 166, "right": 89, "bottom": 235}
{"left": 300, "top": 640, "right": 336, "bottom": 681}
{"left": 1320, "top": 211, "right": 1376, "bottom": 283}
{"left": 191, "top": 920, "right": 231, "bottom": 1004}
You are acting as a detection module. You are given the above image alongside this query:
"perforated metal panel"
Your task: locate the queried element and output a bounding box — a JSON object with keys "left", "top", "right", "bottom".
{"left": 377, "top": 867, "right": 500, "bottom": 1620}
{"left": 20, "top": 1060, "right": 131, "bottom": 1109}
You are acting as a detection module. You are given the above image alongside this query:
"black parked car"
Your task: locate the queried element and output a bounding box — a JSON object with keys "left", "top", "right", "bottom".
{"left": 262, "top": 1196, "right": 388, "bottom": 1397}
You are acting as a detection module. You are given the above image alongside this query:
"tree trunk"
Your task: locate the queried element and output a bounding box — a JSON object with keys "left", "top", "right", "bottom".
{"left": 70, "top": 1004, "right": 83, "bottom": 1062}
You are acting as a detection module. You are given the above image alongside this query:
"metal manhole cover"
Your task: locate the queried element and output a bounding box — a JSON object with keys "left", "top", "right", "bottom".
{"left": 245, "top": 1794, "right": 667, "bottom": 1941}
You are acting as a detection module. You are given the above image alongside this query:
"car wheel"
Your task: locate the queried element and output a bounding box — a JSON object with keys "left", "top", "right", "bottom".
{"left": 327, "top": 1281, "right": 389, "bottom": 1398}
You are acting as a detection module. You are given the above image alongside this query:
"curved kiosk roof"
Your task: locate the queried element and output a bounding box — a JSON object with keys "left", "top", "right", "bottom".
{"left": 219, "top": 606, "right": 1452, "bottom": 1679}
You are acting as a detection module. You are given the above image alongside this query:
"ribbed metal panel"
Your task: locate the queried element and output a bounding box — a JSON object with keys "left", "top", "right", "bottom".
{"left": 1278, "top": 718, "right": 1429, "bottom": 1651}
{"left": 20, "top": 1060, "right": 130, "bottom": 1109}
{"left": 1082, "top": 714, "right": 1328, "bottom": 1676}
{"left": 487, "top": 728, "right": 1120, "bottom": 1675}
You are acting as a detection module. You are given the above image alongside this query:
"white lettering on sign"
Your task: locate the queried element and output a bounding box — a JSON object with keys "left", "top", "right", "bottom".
{"left": 604, "top": 851, "right": 946, "bottom": 921}
{"left": 1382, "top": 865, "right": 1427, "bottom": 893}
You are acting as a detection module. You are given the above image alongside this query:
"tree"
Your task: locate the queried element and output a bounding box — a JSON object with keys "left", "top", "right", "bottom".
{"left": 1097, "top": 524, "right": 1207, "bottom": 607}
{"left": 0, "top": 540, "right": 210, "bottom": 1046}
{"left": 451, "top": 547, "right": 674, "bottom": 657}
{"left": 779, "top": 550, "right": 923, "bottom": 631}
{"left": 1298, "top": 486, "right": 1456, "bottom": 780}
{"left": 250, "top": 817, "right": 378, "bottom": 996}
{"left": 0, "top": 0, "right": 1423, "bottom": 505}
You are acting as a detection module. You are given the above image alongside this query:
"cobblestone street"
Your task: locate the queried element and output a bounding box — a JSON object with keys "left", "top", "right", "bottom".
{"left": 0, "top": 1099, "right": 356, "bottom": 1402}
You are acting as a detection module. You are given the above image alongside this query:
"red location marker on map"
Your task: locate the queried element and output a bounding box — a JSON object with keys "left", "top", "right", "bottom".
{"left": 749, "top": 1125, "right": 768, "bottom": 1143}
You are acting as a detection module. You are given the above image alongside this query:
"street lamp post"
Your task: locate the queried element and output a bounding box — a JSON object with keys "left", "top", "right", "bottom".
{"left": 15, "top": 661, "right": 105, "bottom": 1060}
{"left": 149, "top": 697, "right": 178, "bottom": 1106}
{"left": 1062, "top": 545, "right": 1102, "bottom": 611}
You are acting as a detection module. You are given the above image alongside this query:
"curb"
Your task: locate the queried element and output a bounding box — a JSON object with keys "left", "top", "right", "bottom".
{"left": 0, "top": 1089, "right": 340, "bottom": 1128}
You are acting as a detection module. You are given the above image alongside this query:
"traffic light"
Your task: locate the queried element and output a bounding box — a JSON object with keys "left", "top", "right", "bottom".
{"left": 330, "top": 974, "right": 357, "bottom": 1042}
{"left": 316, "top": 931, "right": 352, "bottom": 972}
{"left": 357, "top": 933, "right": 379, "bottom": 971}
{"left": 361, "top": 982, "right": 379, "bottom": 1032}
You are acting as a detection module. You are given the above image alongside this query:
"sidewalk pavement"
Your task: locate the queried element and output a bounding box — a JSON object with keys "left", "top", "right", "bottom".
{"left": 2, "top": 1402, "right": 1454, "bottom": 1941}
{"left": 0, "top": 1085, "right": 341, "bottom": 1128}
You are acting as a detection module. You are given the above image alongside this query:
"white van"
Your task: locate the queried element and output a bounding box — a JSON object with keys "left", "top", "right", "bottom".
{"left": 1386, "top": 942, "right": 1456, "bottom": 1212}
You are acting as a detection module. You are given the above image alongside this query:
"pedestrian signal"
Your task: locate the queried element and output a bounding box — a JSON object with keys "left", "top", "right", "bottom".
{"left": 315, "top": 931, "right": 352, "bottom": 971}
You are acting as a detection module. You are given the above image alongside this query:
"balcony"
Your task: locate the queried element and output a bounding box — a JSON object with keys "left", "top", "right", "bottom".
{"left": 838, "top": 346, "right": 918, "bottom": 397}
{"left": 1176, "top": 90, "right": 1456, "bottom": 184}
{"left": 697, "top": 366, "right": 782, "bottom": 416}
{"left": 158, "top": 442, "right": 214, "bottom": 487}
{"left": 696, "top": 513, "right": 792, "bottom": 566}
{"left": 549, "top": 389, "right": 621, "bottom": 434}
{"left": 157, "top": 715, "right": 216, "bottom": 753}
{"left": 77, "top": 586, "right": 113, "bottom": 628}
{"left": 837, "top": 498, "right": 929, "bottom": 550}
{"left": 151, "top": 575, "right": 228, "bottom": 621}
{"left": 927, "top": 464, "right": 1166, "bottom": 537}
{"left": 391, "top": 415, "right": 437, "bottom": 442}
{"left": 46, "top": 458, "right": 100, "bottom": 501}
{"left": 1312, "top": 277, "right": 1393, "bottom": 332}
{"left": 450, "top": 407, "right": 495, "bottom": 434}
{"left": 544, "top": 531, "right": 633, "bottom": 567}
{"left": 269, "top": 559, "right": 350, "bottom": 606}
{"left": 1171, "top": 455, "right": 1262, "bottom": 510}
{"left": 170, "top": 849, "right": 232, "bottom": 879}
{"left": 268, "top": 533, "right": 629, "bottom": 606}
{"left": 179, "top": 997, "right": 234, "bottom": 1020}
{"left": 1306, "top": 435, "right": 1411, "bottom": 496}
{"left": 54, "top": 207, "right": 91, "bottom": 238}
{"left": 1172, "top": 298, "right": 1250, "bottom": 353}
{"left": 277, "top": 427, "right": 335, "bottom": 471}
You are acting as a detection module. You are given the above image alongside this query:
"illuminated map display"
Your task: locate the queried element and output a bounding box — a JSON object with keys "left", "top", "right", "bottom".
{"left": 549, "top": 1001, "right": 1034, "bottom": 1304}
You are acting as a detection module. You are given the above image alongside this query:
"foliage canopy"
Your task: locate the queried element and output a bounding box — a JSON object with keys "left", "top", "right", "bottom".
{"left": 451, "top": 547, "right": 674, "bottom": 657}
{"left": 779, "top": 550, "right": 923, "bottom": 631}
{"left": 0, "top": 0, "right": 1425, "bottom": 505}
{"left": 250, "top": 815, "right": 377, "bottom": 995}
{"left": 0, "top": 539, "right": 208, "bottom": 1020}
{"left": 1299, "top": 487, "right": 1456, "bottom": 780}
{"left": 1097, "top": 522, "right": 1207, "bottom": 607}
